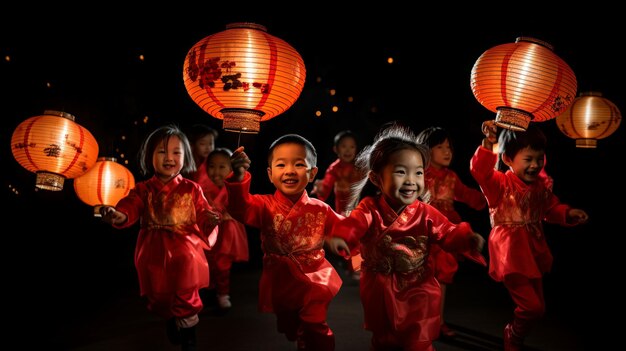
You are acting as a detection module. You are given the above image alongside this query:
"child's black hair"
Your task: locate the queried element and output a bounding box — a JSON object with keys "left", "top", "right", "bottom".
{"left": 138, "top": 124, "right": 195, "bottom": 176}
{"left": 348, "top": 122, "right": 430, "bottom": 210}
{"left": 267, "top": 134, "right": 317, "bottom": 168}
{"left": 333, "top": 130, "right": 357, "bottom": 147}
{"left": 496, "top": 124, "right": 547, "bottom": 172}
{"left": 416, "top": 126, "right": 452, "bottom": 152}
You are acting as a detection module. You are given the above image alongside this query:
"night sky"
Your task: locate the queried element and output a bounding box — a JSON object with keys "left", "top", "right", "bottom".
{"left": 2, "top": 7, "right": 623, "bottom": 348}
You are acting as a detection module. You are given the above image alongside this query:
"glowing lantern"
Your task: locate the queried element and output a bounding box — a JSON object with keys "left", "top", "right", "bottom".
{"left": 471, "top": 37, "right": 577, "bottom": 131}
{"left": 556, "top": 92, "right": 622, "bottom": 148}
{"left": 74, "top": 157, "right": 135, "bottom": 216}
{"left": 11, "top": 110, "right": 99, "bottom": 191}
{"left": 183, "top": 22, "right": 306, "bottom": 134}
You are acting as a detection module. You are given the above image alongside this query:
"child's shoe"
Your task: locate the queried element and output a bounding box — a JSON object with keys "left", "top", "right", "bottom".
{"left": 166, "top": 318, "right": 181, "bottom": 345}
{"left": 180, "top": 326, "right": 197, "bottom": 351}
{"left": 439, "top": 323, "right": 456, "bottom": 338}
{"left": 217, "top": 294, "right": 232, "bottom": 309}
{"left": 504, "top": 323, "right": 524, "bottom": 351}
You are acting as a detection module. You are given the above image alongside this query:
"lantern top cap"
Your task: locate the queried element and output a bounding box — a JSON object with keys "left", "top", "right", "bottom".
{"left": 43, "top": 110, "right": 75, "bottom": 121}
{"left": 515, "top": 37, "right": 554, "bottom": 51}
{"left": 97, "top": 157, "right": 117, "bottom": 162}
{"left": 579, "top": 91, "right": 603, "bottom": 97}
{"left": 225, "top": 22, "right": 267, "bottom": 32}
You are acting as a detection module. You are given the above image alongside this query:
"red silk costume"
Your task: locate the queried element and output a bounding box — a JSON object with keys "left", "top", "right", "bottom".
{"left": 202, "top": 181, "right": 249, "bottom": 295}
{"left": 470, "top": 147, "right": 573, "bottom": 281}
{"left": 470, "top": 146, "right": 574, "bottom": 338}
{"left": 113, "top": 175, "right": 218, "bottom": 319}
{"left": 225, "top": 172, "right": 344, "bottom": 349}
{"left": 332, "top": 195, "right": 485, "bottom": 349}
{"left": 316, "top": 159, "right": 362, "bottom": 215}
{"left": 187, "top": 158, "right": 211, "bottom": 191}
{"left": 425, "top": 167, "right": 486, "bottom": 283}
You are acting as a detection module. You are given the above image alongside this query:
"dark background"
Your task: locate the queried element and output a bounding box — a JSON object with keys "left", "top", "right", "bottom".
{"left": 2, "top": 7, "right": 623, "bottom": 349}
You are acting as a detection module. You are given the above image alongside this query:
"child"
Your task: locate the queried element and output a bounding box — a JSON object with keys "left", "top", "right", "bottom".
{"left": 100, "top": 124, "right": 220, "bottom": 351}
{"left": 225, "top": 134, "right": 344, "bottom": 351}
{"left": 183, "top": 124, "right": 221, "bottom": 306}
{"left": 416, "top": 126, "right": 487, "bottom": 338}
{"left": 185, "top": 123, "right": 219, "bottom": 186}
{"left": 311, "top": 130, "right": 362, "bottom": 215}
{"left": 204, "top": 148, "right": 249, "bottom": 309}
{"left": 471, "top": 121, "right": 588, "bottom": 351}
{"left": 311, "top": 130, "right": 363, "bottom": 279}
{"left": 327, "top": 123, "right": 485, "bottom": 351}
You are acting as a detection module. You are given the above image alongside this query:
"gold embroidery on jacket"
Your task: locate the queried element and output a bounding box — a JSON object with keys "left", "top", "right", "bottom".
{"left": 364, "top": 234, "right": 429, "bottom": 290}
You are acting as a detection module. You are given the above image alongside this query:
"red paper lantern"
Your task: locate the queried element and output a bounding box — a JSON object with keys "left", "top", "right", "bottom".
{"left": 556, "top": 92, "right": 622, "bottom": 148}
{"left": 74, "top": 157, "right": 135, "bottom": 216}
{"left": 471, "top": 37, "right": 577, "bottom": 131}
{"left": 183, "top": 22, "right": 306, "bottom": 133}
{"left": 11, "top": 110, "right": 99, "bottom": 191}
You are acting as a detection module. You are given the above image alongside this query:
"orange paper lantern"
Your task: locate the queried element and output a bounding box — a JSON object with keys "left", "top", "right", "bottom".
{"left": 74, "top": 157, "right": 136, "bottom": 216}
{"left": 183, "top": 22, "right": 306, "bottom": 133}
{"left": 471, "top": 37, "right": 577, "bottom": 131}
{"left": 11, "top": 110, "right": 99, "bottom": 191}
{"left": 556, "top": 92, "right": 622, "bottom": 148}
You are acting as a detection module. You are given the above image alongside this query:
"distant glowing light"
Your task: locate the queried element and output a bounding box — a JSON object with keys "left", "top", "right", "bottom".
{"left": 315, "top": 110, "right": 322, "bottom": 117}
{"left": 387, "top": 57, "right": 394, "bottom": 64}
{"left": 330, "top": 89, "right": 336, "bottom": 96}
{"left": 348, "top": 96, "right": 354, "bottom": 102}
{"left": 332, "top": 106, "right": 339, "bottom": 112}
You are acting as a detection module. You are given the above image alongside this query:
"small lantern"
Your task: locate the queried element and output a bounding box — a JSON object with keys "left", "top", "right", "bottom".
{"left": 556, "top": 92, "right": 622, "bottom": 148}
{"left": 74, "top": 157, "right": 136, "bottom": 216}
{"left": 183, "top": 22, "right": 306, "bottom": 134}
{"left": 471, "top": 37, "right": 577, "bottom": 131}
{"left": 11, "top": 110, "right": 99, "bottom": 191}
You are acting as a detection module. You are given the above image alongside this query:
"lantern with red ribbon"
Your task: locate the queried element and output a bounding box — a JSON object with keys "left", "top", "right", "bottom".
{"left": 11, "top": 110, "right": 99, "bottom": 191}
{"left": 183, "top": 22, "right": 306, "bottom": 134}
{"left": 556, "top": 92, "right": 622, "bottom": 148}
{"left": 471, "top": 37, "right": 577, "bottom": 131}
{"left": 73, "top": 157, "right": 135, "bottom": 216}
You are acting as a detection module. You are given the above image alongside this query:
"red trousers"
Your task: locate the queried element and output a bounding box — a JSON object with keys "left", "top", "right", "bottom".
{"left": 503, "top": 274, "right": 545, "bottom": 337}
{"left": 146, "top": 286, "right": 203, "bottom": 320}
{"left": 208, "top": 253, "right": 233, "bottom": 295}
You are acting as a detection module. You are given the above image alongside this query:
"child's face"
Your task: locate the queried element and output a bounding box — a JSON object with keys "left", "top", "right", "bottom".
{"left": 153, "top": 136, "right": 184, "bottom": 183}
{"left": 267, "top": 143, "right": 318, "bottom": 202}
{"left": 207, "top": 152, "right": 231, "bottom": 187}
{"left": 430, "top": 139, "right": 452, "bottom": 169}
{"left": 372, "top": 148, "right": 425, "bottom": 213}
{"left": 506, "top": 147, "right": 545, "bottom": 184}
{"left": 334, "top": 137, "right": 357, "bottom": 163}
{"left": 193, "top": 134, "right": 215, "bottom": 160}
